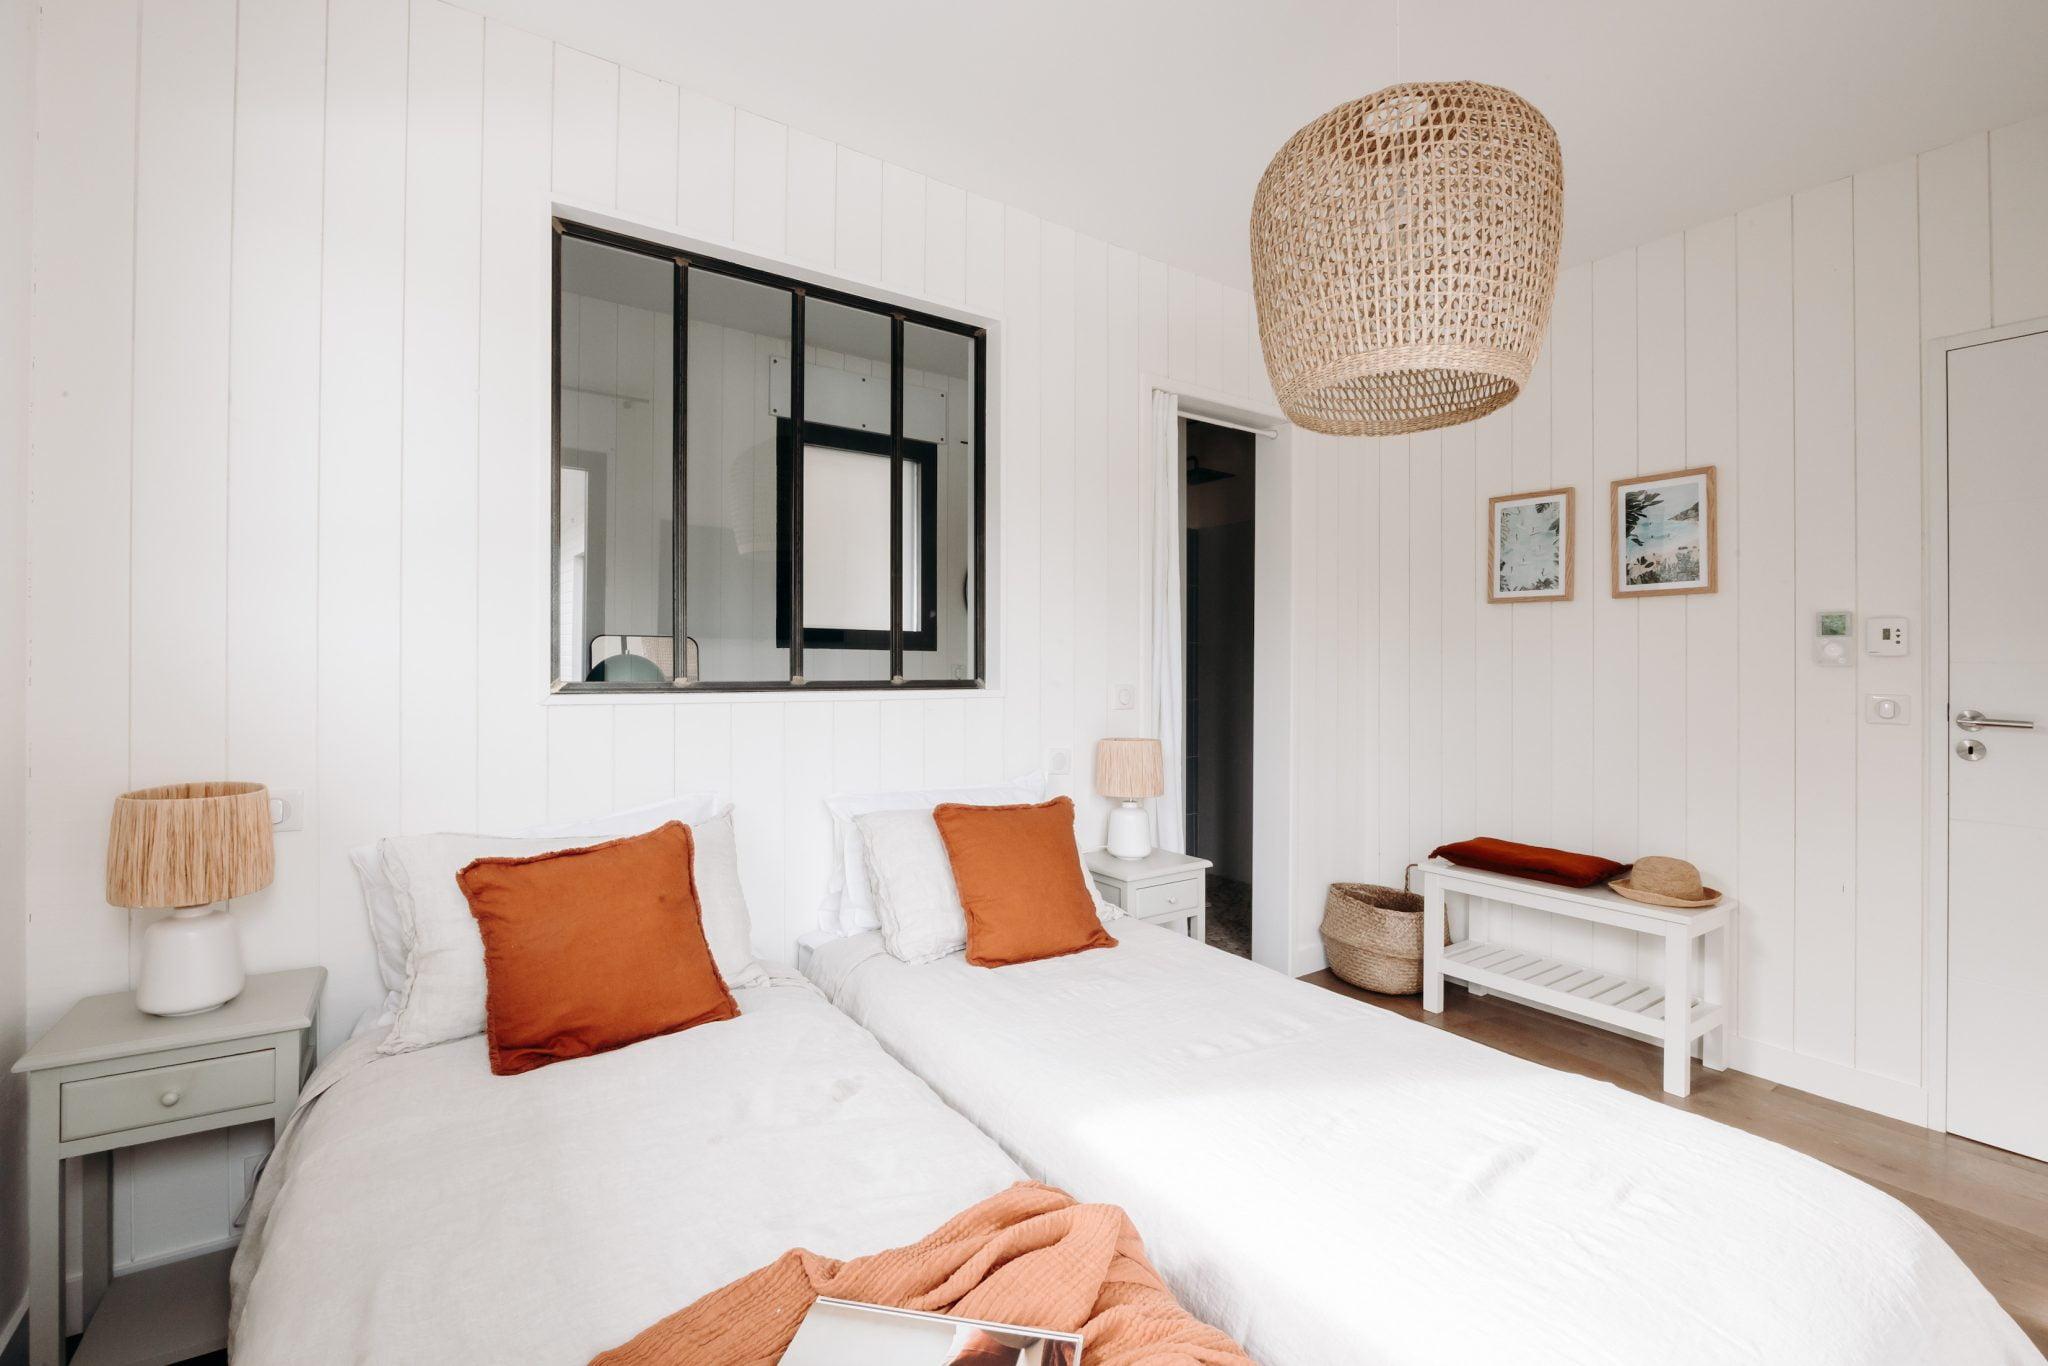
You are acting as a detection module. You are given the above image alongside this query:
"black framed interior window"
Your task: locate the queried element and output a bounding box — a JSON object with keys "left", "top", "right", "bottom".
{"left": 551, "top": 218, "right": 986, "bottom": 692}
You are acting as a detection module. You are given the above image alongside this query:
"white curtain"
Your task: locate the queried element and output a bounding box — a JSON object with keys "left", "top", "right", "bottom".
{"left": 1149, "top": 389, "right": 1186, "bottom": 853}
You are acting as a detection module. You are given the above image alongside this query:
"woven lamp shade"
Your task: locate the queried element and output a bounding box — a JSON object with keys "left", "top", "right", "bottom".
{"left": 1095, "top": 739, "right": 1165, "bottom": 801}
{"left": 1250, "top": 81, "right": 1564, "bottom": 436}
{"left": 106, "top": 782, "right": 275, "bottom": 910}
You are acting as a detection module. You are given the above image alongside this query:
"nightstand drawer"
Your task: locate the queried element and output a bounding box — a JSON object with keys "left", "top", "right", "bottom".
{"left": 1092, "top": 879, "right": 1125, "bottom": 910}
{"left": 60, "top": 1049, "right": 275, "bottom": 1142}
{"left": 1132, "top": 875, "right": 1203, "bottom": 921}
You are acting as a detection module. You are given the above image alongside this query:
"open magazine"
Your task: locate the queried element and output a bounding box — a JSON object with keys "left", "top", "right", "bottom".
{"left": 781, "top": 1297, "right": 1083, "bottom": 1366}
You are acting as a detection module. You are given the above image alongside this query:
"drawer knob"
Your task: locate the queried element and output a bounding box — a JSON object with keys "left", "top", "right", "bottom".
{"left": 1165, "top": 894, "right": 1181, "bottom": 904}
{"left": 159, "top": 1090, "right": 181, "bottom": 1108}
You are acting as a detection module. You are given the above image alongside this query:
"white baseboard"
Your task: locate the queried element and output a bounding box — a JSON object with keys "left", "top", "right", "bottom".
{"left": 1726, "top": 1036, "right": 1929, "bottom": 1126}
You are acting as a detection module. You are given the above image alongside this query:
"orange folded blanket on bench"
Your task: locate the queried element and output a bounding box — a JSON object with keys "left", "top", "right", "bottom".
{"left": 591, "top": 1181, "right": 1251, "bottom": 1366}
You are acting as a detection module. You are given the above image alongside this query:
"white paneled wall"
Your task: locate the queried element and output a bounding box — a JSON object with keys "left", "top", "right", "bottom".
{"left": 24, "top": 0, "right": 1271, "bottom": 1271}
{"left": 1297, "top": 116, "right": 2048, "bottom": 1123}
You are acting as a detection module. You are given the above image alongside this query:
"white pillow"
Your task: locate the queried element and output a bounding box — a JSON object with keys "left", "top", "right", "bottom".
{"left": 377, "top": 804, "right": 764, "bottom": 1056}
{"left": 821, "top": 776, "right": 1047, "bottom": 934}
{"left": 855, "top": 810, "right": 969, "bottom": 963}
{"left": 856, "top": 804, "right": 1125, "bottom": 964}
{"left": 351, "top": 794, "right": 732, "bottom": 991}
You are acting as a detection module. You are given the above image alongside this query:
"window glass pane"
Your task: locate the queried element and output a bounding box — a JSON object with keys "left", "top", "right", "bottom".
{"left": 557, "top": 236, "right": 674, "bottom": 684}
{"left": 901, "top": 322, "right": 978, "bottom": 682}
{"left": 793, "top": 299, "right": 893, "bottom": 683}
{"left": 685, "top": 268, "right": 794, "bottom": 683}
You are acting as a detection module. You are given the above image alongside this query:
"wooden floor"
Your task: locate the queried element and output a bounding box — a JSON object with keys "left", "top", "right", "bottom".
{"left": 1303, "top": 971, "right": 2048, "bottom": 1351}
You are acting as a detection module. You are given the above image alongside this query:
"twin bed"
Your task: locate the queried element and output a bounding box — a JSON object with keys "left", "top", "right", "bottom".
{"left": 231, "top": 799, "right": 2041, "bottom": 1364}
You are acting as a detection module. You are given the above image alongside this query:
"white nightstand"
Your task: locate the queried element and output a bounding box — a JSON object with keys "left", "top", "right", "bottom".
{"left": 1085, "top": 848, "right": 1211, "bottom": 940}
{"left": 14, "top": 967, "right": 324, "bottom": 1366}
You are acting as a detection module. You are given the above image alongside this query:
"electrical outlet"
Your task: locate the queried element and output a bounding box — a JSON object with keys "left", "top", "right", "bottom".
{"left": 268, "top": 788, "right": 305, "bottom": 832}
{"left": 1111, "top": 683, "right": 1137, "bottom": 712}
{"left": 1048, "top": 747, "right": 1071, "bottom": 776}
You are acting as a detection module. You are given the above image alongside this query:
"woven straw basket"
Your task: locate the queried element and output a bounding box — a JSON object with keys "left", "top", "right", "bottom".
{"left": 1321, "top": 866, "right": 1440, "bottom": 996}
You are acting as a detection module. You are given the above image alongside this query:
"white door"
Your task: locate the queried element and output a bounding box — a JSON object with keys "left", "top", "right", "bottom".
{"left": 1946, "top": 325, "right": 2048, "bottom": 1162}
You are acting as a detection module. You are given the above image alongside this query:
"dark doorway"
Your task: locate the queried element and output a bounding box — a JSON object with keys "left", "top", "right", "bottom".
{"left": 1182, "top": 418, "right": 1256, "bottom": 958}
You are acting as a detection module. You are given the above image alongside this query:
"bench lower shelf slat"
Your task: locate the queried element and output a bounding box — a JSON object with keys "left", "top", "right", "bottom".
{"left": 1442, "top": 939, "right": 1725, "bottom": 1042}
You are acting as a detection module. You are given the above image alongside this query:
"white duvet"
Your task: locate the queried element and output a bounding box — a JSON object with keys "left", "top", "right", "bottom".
{"left": 809, "top": 921, "right": 2042, "bottom": 1366}
{"left": 230, "top": 974, "right": 1025, "bottom": 1364}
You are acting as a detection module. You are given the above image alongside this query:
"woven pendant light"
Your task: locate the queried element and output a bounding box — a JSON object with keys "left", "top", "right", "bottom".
{"left": 1250, "top": 81, "right": 1563, "bottom": 436}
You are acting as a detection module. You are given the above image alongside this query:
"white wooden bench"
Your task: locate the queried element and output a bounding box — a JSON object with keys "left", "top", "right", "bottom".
{"left": 1418, "top": 860, "right": 1731, "bottom": 1097}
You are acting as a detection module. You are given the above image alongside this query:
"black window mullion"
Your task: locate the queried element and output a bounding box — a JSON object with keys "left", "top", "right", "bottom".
{"left": 673, "top": 258, "right": 690, "bottom": 684}
{"left": 972, "top": 328, "right": 987, "bottom": 684}
{"left": 788, "top": 288, "right": 806, "bottom": 685}
{"left": 889, "top": 314, "right": 905, "bottom": 683}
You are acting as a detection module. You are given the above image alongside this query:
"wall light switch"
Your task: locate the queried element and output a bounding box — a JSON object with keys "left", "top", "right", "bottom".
{"left": 1865, "top": 694, "right": 1910, "bottom": 725}
{"left": 1867, "top": 616, "right": 1909, "bottom": 656}
{"left": 1111, "top": 683, "right": 1136, "bottom": 712}
{"left": 1048, "top": 747, "right": 1071, "bottom": 776}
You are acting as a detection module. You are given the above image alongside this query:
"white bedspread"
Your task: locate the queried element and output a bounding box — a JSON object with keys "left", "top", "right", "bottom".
{"left": 231, "top": 974, "right": 1025, "bottom": 1364}
{"left": 809, "top": 922, "right": 2042, "bottom": 1366}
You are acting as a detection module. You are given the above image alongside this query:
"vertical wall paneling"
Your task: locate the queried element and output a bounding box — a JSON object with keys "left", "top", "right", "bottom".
{"left": 1375, "top": 440, "right": 1410, "bottom": 882}
{"left": 1509, "top": 347, "right": 1554, "bottom": 949}
{"left": 1137, "top": 258, "right": 1168, "bottom": 377}
{"left": 1330, "top": 444, "right": 1365, "bottom": 905}
{"left": 1071, "top": 234, "right": 1110, "bottom": 835}
{"left": 1734, "top": 198, "right": 1797, "bottom": 1050}
{"left": 672, "top": 701, "right": 734, "bottom": 800}
{"left": 1000, "top": 210, "right": 1043, "bottom": 775}
{"left": 1917, "top": 134, "right": 1991, "bottom": 340}
{"left": 1470, "top": 412, "right": 1515, "bottom": 944}
{"left": 1633, "top": 234, "right": 1688, "bottom": 886}
{"left": 1588, "top": 251, "right": 1639, "bottom": 972}
{"left": 399, "top": 2, "right": 486, "bottom": 833}
{"left": 1436, "top": 426, "right": 1476, "bottom": 941}
{"left": 881, "top": 164, "right": 926, "bottom": 295}
{"left": 1103, "top": 246, "right": 1140, "bottom": 732}
{"left": 1682, "top": 218, "right": 1740, "bottom": 967}
{"left": 784, "top": 128, "right": 836, "bottom": 268}
{"left": 1406, "top": 434, "right": 1443, "bottom": 888}
{"left": 128, "top": 0, "right": 236, "bottom": 801}
{"left": 674, "top": 89, "right": 735, "bottom": 244}
{"left": 834, "top": 147, "right": 884, "bottom": 282}
{"left": 1038, "top": 225, "right": 1077, "bottom": 794}
{"left": 226, "top": 0, "right": 326, "bottom": 976}
{"left": 26, "top": 0, "right": 143, "bottom": 1032}
{"left": 924, "top": 181, "right": 968, "bottom": 305}
{"left": 729, "top": 705, "right": 786, "bottom": 957}
{"left": 1989, "top": 114, "right": 2048, "bottom": 324}
{"left": 615, "top": 68, "right": 678, "bottom": 225}
{"left": 549, "top": 46, "right": 618, "bottom": 209}
{"left": 1545, "top": 266, "right": 1596, "bottom": 965}
{"left": 964, "top": 192, "right": 1005, "bottom": 316}
{"left": 1193, "top": 276, "right": 1223, "bottom": 391}
{"left": 1790, "top": 179, "right": 1858, "bottom": 1066}
{"left": 781, "top": 705, "right": 834, "bottom": 952}
{"left": 313, "top": 0, "right": 408, "bottom": 1051}
{"left": 475, "top": 20, "right": 553, "bottom": 835}
{"left": 1166, "top": 268, "right": 1197, "bottom": 386}
{"left": 732, "top": 111, "right": 788, "bottom": 255}
{"left": 1219, "top": 290, "right": 1251, "bottom": 400}
{"left": 1851, "top": 159, "right": 1923, "bottom": 1083}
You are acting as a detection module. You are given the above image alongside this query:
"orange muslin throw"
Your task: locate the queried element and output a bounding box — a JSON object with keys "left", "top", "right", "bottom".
{"left": 591, "top": 1182, "right": 1252, "bottom": 1366}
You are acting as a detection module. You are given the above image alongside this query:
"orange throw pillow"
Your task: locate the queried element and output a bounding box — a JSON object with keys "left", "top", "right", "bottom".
{"left": 932, "top": 797, "right": 1117, "bottom": 968}
{"left": 457, "top": 822, "right": 738, "bottom": 1075}
{"left": 1429, "top": 836, "right": 1627, "bottom": 888}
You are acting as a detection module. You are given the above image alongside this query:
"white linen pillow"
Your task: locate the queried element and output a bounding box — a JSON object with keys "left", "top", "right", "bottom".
{"left": 349, "top": 843, "right": 409, "bottom": 992}
{"left": 856, "top": 803, "right": 1124, "bottom": 964}
{"left": 821, "top": 776, "right": 1047, "bottom": 934}
{"left": 378, "top": 806, "right": 764, "bottom": 1055}
{"left": 855, "top": 810, "right": 969, "bottom": 964}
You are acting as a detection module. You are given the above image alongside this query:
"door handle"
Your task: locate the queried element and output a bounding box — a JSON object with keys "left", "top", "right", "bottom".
{"left": 1955, "top": 709, "right": 2035, "bottom": 732}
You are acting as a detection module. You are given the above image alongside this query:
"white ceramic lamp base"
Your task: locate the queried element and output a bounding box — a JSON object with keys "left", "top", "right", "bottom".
{"left": 135, "top": 904, "right": 246, "bottom": 1017}
{"left": 1105, "top": 801, "right": 1155, "bottom": 860}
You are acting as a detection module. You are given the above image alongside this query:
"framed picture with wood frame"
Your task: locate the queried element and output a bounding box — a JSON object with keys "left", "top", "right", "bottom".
{"left": 1610, "top": 466, "right": 1718, "bottom": 597}
{"left": 1486, "top": 486, "right": 1575, "bottom": 603}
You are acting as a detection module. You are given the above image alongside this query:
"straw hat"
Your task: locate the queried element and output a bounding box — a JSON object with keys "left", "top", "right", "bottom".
{"left": 1609, "top": 855, "right": 1722, "bottom": 909}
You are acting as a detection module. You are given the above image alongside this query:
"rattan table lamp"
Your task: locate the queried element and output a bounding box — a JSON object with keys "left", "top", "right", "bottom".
{"left": 106, "top": 781, "right": 275, "bottom": 1016}
{"left": 1095, "top": 739, "right": 1165, "bottom": 860}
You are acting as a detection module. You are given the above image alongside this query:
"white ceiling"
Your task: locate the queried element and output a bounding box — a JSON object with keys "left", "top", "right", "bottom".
{"left": 479, "top": 0, "right": 2048, "bottom": 290}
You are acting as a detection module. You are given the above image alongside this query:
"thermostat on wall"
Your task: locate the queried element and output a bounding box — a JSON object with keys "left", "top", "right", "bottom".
{"left": 1815, "top": 611, "right": 1854, "bottom": 667}
{"left": 1867, "top": 615, "right": 1909, "bottom": 656}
